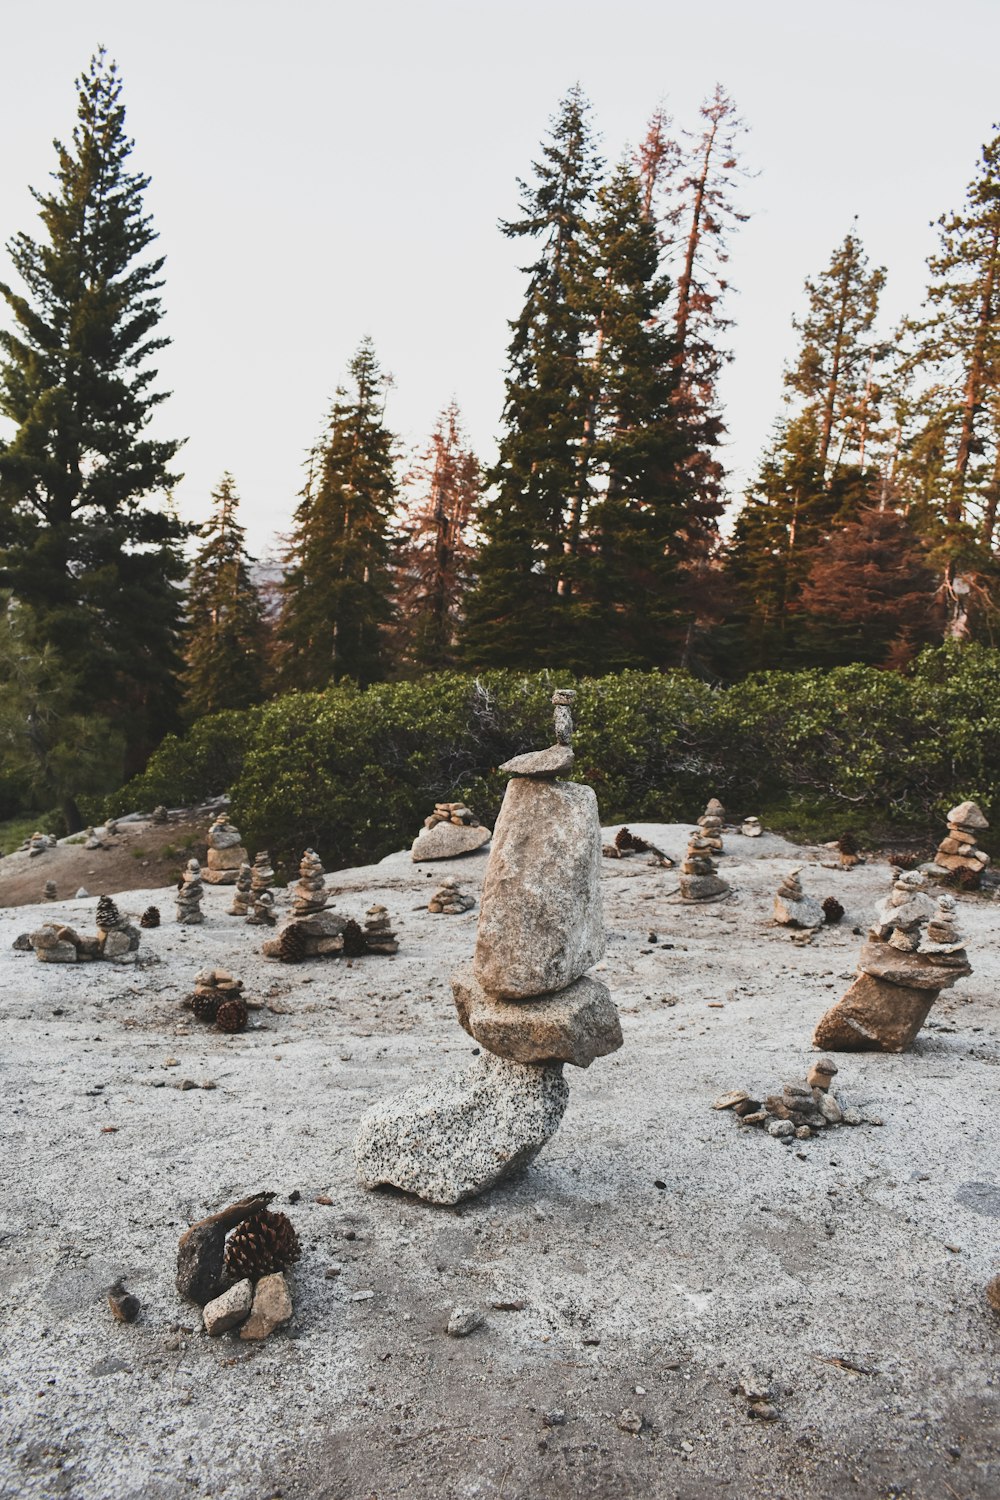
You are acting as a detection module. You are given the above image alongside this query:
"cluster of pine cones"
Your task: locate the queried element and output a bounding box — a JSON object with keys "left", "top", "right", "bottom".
{"left": 184, "top": 969, "right": 249, "bottom": 1033}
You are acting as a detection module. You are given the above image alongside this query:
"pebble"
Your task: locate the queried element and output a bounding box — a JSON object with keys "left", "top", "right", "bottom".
{"left": 351, "top": 1290, "right": 375, "bottom": 1302}
{"left": 446, "top": 1306, "right": 483, "bottom": 1337}
{"left": 767, "top": 1120, "right": 795, "bottom": 1139}
{"left": 542, "top": 1409, "right": 566, "bottom": 1427}
{"left": 842, "top": 1109, "right": 863, "bottom": 1126}
{"left": 748, "top": 1402, "right": 780, "bottom": 1421}
{"left": 203, "top": 1279, "right": 253, "bottom": 1336}
{"left": 107, "top": 1283, "right": 140, "bottom": 1323}
{"left": 617, "top": 1408, "right": 643, "bottom": 1434}
{"left": 324, "top": 1265, "right": 343, "bottom": 1279}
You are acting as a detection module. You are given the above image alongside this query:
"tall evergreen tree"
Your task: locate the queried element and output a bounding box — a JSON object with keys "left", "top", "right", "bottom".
{"left": 461, "top": 87, "right": 602, "bottom": 668}
{"left": 276, "top": 340, "right": 397, "bottom": 688}
{"left": 392, "top": 402, "right": 479, "bottom": 671}
{"left": 182, "top": 474, "right": 267, "bottom": 719}
{"left": 0, "top": 50, "right": 185, "bottom": 768}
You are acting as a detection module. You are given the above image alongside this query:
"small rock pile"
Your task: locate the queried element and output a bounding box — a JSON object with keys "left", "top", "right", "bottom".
{"left": 24, "top": 831, "right": 57, "bottom": 856}
{"left": 773, "top": 869, "right": 823, "bottom": 929}
{"left": 184, "top": 968, "right": 248, "bottom": 1031}
{"left": 84, "top": 826, "right": 105, "bottom": 850}
{"left": 356, "top": 690, "right": 622, "bottom": 1205}
{"left": 228, "top": 863, "right": 253, "bottom": 916}
{"left": 203, "top": 815, "right": 249, "bottom": 887}
{"left": 251, "top": 850, "right": 275, "bottom": 900}
{"left": 291, "top": 849, "right": 328, "bottom": 915}
{"left": 246, "top": 889, "right": 276, "bottom": 926}
{"left": 428, "top": 877, "right": 475, "bottom": 914}
{"left": 411, "top": 802, "right": 492, "bottom": 861}
{"left": 679, "top": 829, "right": 730, "bottom": 902}
{"left": 813, "top": 872, "right": 972, "bottom": 1052}
{"left": 697, "top": 798, "right": 726, "bottom": 854}
{"left": 42, "top": 880, "right": 57, "bottom": 901}
{"left": 152, "top": 805, "right": 169, "bottom": 824}
{"left": 741, "top": 816, "right": 762, "bottom": 838}
{"left": 245, "top": 852, "right": 276, "bottom": 924}
{"left": 363, "top": 905, "right": 398, "bottom": 953}
{"left": 176, "top": 859, "right": 205, "bottom": 925}
{"left": 713, "top": 1056, "right": 872, "bottom": 1142}
{"left": 926, "top": 799, "right": 990, "bottom": 886}
{"left": 26, "top": 894, "right": 141, "bottom": 964}
{"left": 176, "top": 1192, "right": 299, "bottom": 1343}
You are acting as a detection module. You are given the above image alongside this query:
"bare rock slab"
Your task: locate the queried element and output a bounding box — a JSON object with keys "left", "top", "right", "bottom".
{"left": 452, "top": 965, "right": 622, "bottom": 1068}
{"left": 411, "top": 823, "right": 491, "bottom": 862}
{"left": 812, "top": 973, "right": 936, "bottom": 1053}
{"left": 354, "top": 1051, "right": 569, "bottom": 1205}
{"left": 203, "top": 1278, "right": 252, "bottom": 1335}
{"left": 473, "top": 778, "right": 604, "bottom": 999}
{"left": 240, "top": 1272, "right": 293, "bottom": 1341}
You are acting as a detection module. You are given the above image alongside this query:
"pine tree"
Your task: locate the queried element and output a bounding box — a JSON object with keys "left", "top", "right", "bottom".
{"left": 461, "top": 87, "right": 602, "bottom": 668}
{"left": 393, "top": 402, "right": 479, "bottom": 671}
{"left": 182, "top": 474, "right": 267, "bottom": 719}
{"left": 276, "top": 340, "right": 397, "bottom": 688}
{"left": 785, "top": 226, "right": 888, "bottom": 479}
{"left": 905, "top": 127, "right": 1000, "bottom": 537}
{"left": 0, "top": 50, "right": 185, "bottom": 768}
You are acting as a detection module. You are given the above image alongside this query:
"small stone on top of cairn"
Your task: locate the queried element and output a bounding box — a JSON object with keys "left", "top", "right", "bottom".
{"left": 363, "top": 905, "right": 399, "bottom": 953}
{"left": 43, "top": 880, "right": 57, "bottom": 901}
{"left": 773, "top": 869, "right": 823, "bottom": 929}
{"left": 229, "top": 862, "right": 253, "bottom": 916}
{"left": 292, "top": 849, "right": 327, "bottom": 916}
{"left": 204, "top": 814, "right": 250, "bottom": 886}
{"left": 428, "top": 876, "right": 475, "bottom": 915}
{"left": 926, "top": 799, "right": 990, "bottom": 886}
{"left": 246, "top": 888, "right": 276, "bottom": 926}
{"left": 678, "top": 830, "right": 730, "bottom": 902}
{"left": 411, "top": 802, "right": 492, "bottom": 862}
{"left": 176, "top": 859, "right": 206, "bottom": 925}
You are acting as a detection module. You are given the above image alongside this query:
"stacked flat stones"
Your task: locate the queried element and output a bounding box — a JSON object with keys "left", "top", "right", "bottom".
{"left": 229, "top": 863, "right": 253, "bottom": 916}
{"left": 176, "top": 859, "right": 205, "bottom": 925}
{"left": 813, "top": 872, "right": 972, "bottom": 1052}
{"left": 927, "top": 800, "right": 990, "bottom": 883}
{"left": 742, "top": 816, "right": 762, "bottom": 838}
{"left": 697, "top": 798, "right": 726, "bottom": 854}
{"left": 27, "top": 894, "right": 140, "bottom": 964}
{"left": 262, "top": 849, "right": 346, "bottom": 959}
{"left": 411, "top": 801, "right": 492, "bottom": 862}
{"left": 204, "top": 815, "right": 249, "bottom": 886}
{"left": 428, "top": 876, "right": 475, "bottom": 914}
{"left": 25, "top": 831, "right": 57, "bottom": 856}
{"left": 356, "top": 690, "right": 622, "bottom": 1205}
{"left": 773, "top": 869, "right": 823, "bottom": 929}
{"left": 246, "top": 852, "right": 276, "bottom": 924}
{"left": 679, "top": 829, "right": 729, "bottom": 901}
{"left": 363, "top": 905, "right": 398, "bottom": 954}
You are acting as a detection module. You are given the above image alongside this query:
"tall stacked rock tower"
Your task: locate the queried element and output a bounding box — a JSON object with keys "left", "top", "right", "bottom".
{"left": 355, "top": 691, "right": 623, "bottom": 1205}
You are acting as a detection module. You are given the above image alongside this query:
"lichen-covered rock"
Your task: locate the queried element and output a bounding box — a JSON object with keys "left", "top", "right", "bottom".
{"left": 473, "top": 777, "right": 604, "bottom": 999}
{"left": 355, "top": 1052, "right": 569, "bottom": 1204}
{"left": 452, "top": 966, "right": 622, "bottom": 1069}
{"left": 411, "top": 822, "right": 492, "bottom": 862}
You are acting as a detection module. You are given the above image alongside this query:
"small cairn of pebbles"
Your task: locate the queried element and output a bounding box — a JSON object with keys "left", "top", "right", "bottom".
{"left": 411, "top": 802, "right": 492, "bottom": 861}
{"left": 678, "top": 829, "right": 729, "bottom": 901}
{"left": 697, "top": 798, "right": 726, "bottom": 855}
{"left": 140, "top": 906, "right": 161, "bottom": 929}
{"left": 247, "top": 889, "right": 276, "bottom": 926}
{"left": 229, "top": 862, "right": 253, "bottom": 916}
{"left": 428, "top": 876, "right": 475, "bottom": 914}
{"left": 204, "top": 815, "right": 250, "bottom": 886}
{"left": 184, "top": 967, "right": 245, "bottom": 1025}
{"left": 43, "top": 880, "right": 57, "bottom": 901}
{"left": 84, "top": 826, "right": 105, "bottom": 850}
{"left": 176, "top": 859, "right": 206, "bottom": 925}
{"left": 926, "top": 799, "right": 990, "bottom": 886}
{"left": 27, "top": 893, "right": 140, "bottom": 964}
{"left": 292, "top": 850, "right": 328, "bottom": 916}
{"left": 25, "top": 831, "right": 57, "bottom": 856}
{"left": 364, "top": 905, "right": 399, "bottom": 953}
{"left": 712, "top": 1057, "right": 870, "bottom": 1143}
{"left": 773, "top": 869, "right": 823, "bottom": 929}
{"left": 741, "top": 816, "right": 762, "bottom": 838}
{"left": 602, "top": 826, "right": 673, "bottom": 868}
{"left": 152, "top": 805, "right": 169, "bottom": 824}
{"left": 251, "top": 850, "right": 275, "bottom": 900}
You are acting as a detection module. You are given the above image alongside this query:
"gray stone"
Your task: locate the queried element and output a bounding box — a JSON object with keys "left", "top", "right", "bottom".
{"left": 947, "top": 800, "right": 988, "bottom": 830}
{"left": 36, "top": 940, "right": 78, "bottom": 963}
{"left": 203, "top": 1279, "right": 253, "bottom": 1335}
{"left": 858, "top": 939, "right": 970, "bottom": 990}
{"left": 240, "top": 1272, "right": 293, "bottom": 1341}
{"left": 446, "top": 1306, "right": 483, "bottom": 1337}
{"left": 767, "top": 1119, "right": 795, "bottom": 1138}
{"left": 452, "top": 966, "right": 622, "bottom": 1068}
{"left": 773, "top": 893, "right": 824, "bottom": 929}
{"left": 411, "top": 822, "right": 492, "bottom": 862}
{"left": 499, "top": 744, "right": 575, "bottom": 779}
{"left": 473, "top": 777, "right": 604, "bottom": 1000}
{"left": 354, "top": 1051, "right": 569, "bottom": 1205}
{"left": 680, "top": 872, "right": 730, "bottom": 901}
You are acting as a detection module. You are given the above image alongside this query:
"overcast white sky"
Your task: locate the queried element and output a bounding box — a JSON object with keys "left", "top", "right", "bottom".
{"left": 1, "top": 0, "right": 998, "bottom": 554}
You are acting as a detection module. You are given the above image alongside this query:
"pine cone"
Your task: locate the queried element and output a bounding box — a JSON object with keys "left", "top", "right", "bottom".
{"left": 140, "top": 906, "right": 160, "bottom": 929}
{"left": 615, "top": 826, "right": 650, "bottom": 854}
{"left": 224, "top": 1209, "right": 301, "bottom": 1281}
{"left": 216, "top": 997, "right": 248, "bottom": 1033}
{"left": 278, "top": 922, "right": 308, "bottom": 964}
{"left": 822, "top": 896, "right": 845, "bottom": 925}
{"left": 837, "top": 831, "right": 859, "bottom": 856}
{"left": 191, "top": 992, "right": 219, "bottom": 1023}
{"left": 96, "top": 895, "right": 121, "bottom": 930}
{"left": 342, "top": 918, "right": 367, "bottom": 957}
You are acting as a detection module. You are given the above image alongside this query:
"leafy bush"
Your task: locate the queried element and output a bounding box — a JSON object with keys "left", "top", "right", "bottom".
{"left": 105, "top": 647, "right": 1000, "bottom": 866}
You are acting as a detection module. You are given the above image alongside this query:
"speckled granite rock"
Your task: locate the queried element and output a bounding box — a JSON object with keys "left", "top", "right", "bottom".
{"left": 203, "top": 1279, "right": 252, "bottom": 1335}
{"left": 354, "top": 1052, "right": 569, "bottom": 1204}
{"left": 773, "top": 869, "right": 823, "bottom": 928}
{"left": 473, "top": 777, "right": 604, "bottom": 1000}
{"left": 452, "top": 966, "right": 622, "bottom": 1068}
{"left": 411, "top": 822, "right": 491, "bottom": 862}
{"left": 240, "top": 1273, "right": 293, "bottom": 1341}
{"left": 499, "top": 744, "right": 575, "bottom": 778}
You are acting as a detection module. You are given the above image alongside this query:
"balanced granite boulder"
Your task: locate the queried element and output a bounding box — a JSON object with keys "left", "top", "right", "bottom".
{"left": 411, "top": 820, "right": 491, "bottom": 861}
{"left": 452, "top": 966, "right": 622, "bottom": 1068}
{"left": 355, "top": 1052, "right": 570, "bottom": 1205}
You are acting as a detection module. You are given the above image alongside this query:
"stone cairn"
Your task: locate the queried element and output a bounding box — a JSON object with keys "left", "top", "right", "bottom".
{"left": 678, "top": 829, "right": 730, "bottom": 902}
{"left": 411, "top": 800, "right": 492, "bottom": 862}
{"left": 698, "top": 798, "right": 726, "bottom": 854}
{"left": 152, "top": 805, "right": 169, "bottom": 824}
{"left": 291, "top": 849, "right": 327, "bottom": 915}
{"left": 741, "top": 816, "right": 762, "bottom": 838}
{"left": 246, "top": 889, "right": 276, "bottom": 927}
{"left": 24, "top": 831, "right": 57, "bottom": 856}
{"left": 926, "top": 800, "right": 990, "bottom": 884}
{"left": 43, "top": 880, "right": 57, "bottom": 901}
{"left": 711, "top": 1056, "right": 874, "bottom": 1142}
{"left": 84, "top": 826, "right": 105, "bottom": 850}
{"left": 773, "top": 868, "right": 823, "bottom": 929}
{"left": 262, "top": 849, "right": 344, "bottom": 959}
{"left": 813, "top": 872, "right": 972, "bottom": 1052}
{"left": 355, "top": 689, "right": 623, "bottom": 1205}
{"left": 176, "top": 859, "right": 206, "bottom": 925}
{"left": 428, "top": 876, "right": 475, "bottom": 915}
{"left": 363, "top": 905, "right": 399, "bottom": 954}
{"left": 204, "top": 815, "right": 250, "bottom": 886}
{"left": 229, "top": 862, "right": 253, "bottom": 916}
{"left": 27, "top": 894, "right": 140, "bottom": 964}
